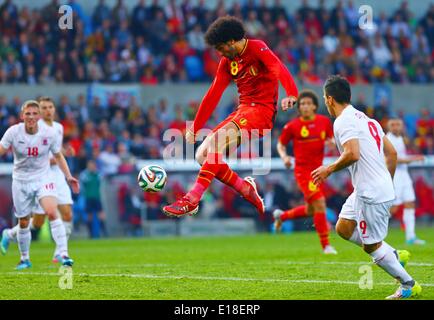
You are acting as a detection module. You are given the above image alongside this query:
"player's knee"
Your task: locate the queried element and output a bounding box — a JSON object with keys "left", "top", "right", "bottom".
{"left": 32, "top": 216, "right": 45, "bottom": 229}
{"left": 63, "top": 212, "right": 73, "bottom": 222}
{"left": 363, "top": 242, "right": 381, "bottom": 254}
{"left": 312, "top": 199, "right": 326, "bottom": 213}
{"left": 404, "top": 202, "right": 415, "bottom": 209}
{"left": 19, "top": 216, "right": 31, "bottom": 228}
{"left": 46, "top": 208, "right": 59, "bottom": 220}
{"left": 60, "top": 207, "right": 73, "bottom": 221}
{"left": 195, "top": 150, "right": 205, "bottom": 165}
{"left": 335, "top": 222, "right": 351, "bottom": 240}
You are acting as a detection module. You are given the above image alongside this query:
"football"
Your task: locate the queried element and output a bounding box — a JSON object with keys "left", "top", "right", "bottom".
{"left": 137, "top": 165, "right": 167, "bottom": 192}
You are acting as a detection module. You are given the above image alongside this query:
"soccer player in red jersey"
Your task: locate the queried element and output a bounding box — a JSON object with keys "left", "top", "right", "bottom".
{"left": 273, "top": 90, "right": 338, "bottom": 254}
{"left": 163, "top": 16, "right": 298, "bottom": 217}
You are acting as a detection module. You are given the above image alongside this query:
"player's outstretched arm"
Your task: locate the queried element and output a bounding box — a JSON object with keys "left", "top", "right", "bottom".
{"left": 53, "top": 152, "right": 80, "bottom": 194}
{"left": 312, "top": 139, "right": 360, "bottom": 185}
{"left": 383, "top": 136, "right": 398, "bottom": 179}
{"left": 188, "top": 59, "right": 231, "bottom": 141}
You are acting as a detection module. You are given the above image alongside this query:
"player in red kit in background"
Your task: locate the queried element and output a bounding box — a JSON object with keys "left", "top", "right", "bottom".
{"left": 273, "top": 90, "right": 338, "bottom": 255}
{"left": 163, "top": 16, "right": 298, "bottom": 217}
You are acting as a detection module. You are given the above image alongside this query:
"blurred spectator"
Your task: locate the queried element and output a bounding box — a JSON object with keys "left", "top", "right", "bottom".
{"left": 98, "top": 143, "right": 121, "bottom": 176}
{"left": 79, "top": 159, "right": 108, "bottom": 238}
{"left": 118, "top": 183, "right": 143, "bottom": 236}
{"left": 0, "top": 0, "right": 431, "bottom": 84}
{"left": 92, "top": 0, "right": 111, "bottom": 29}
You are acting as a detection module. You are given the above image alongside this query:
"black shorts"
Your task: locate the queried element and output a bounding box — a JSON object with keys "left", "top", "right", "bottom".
{"left": 86, "top": 198, "right": 102, "bottom": 212}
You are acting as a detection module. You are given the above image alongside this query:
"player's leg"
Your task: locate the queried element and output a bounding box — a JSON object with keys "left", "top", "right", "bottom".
{"left": 31, "top": 214, "right": 46, "bottom": 229}
{"left": 310, "top": 198, "right": 337, "bottom": 254}
{"left": 50, "top": 204, "right": 73, "bottom": 262}
{"left": 1, "top": 218, "right": 44, "bottom": 257}
{"left": 272, "top": 172, "right": 310, "bottom": 231}
{"left": 402, "top": 200, "right": 425, "bottom": 245}
{"left": 198, "top": 122, "right": 264, "bottom": 213}
{"left": 336, "top": 193, "right": 363, "bottom": 246}
{"left": 58, "top": 205, "right": 73, "bottom": 238}
{"left": 39, "top": 196, "right": 73, "bottom": 267}
{"left": 273, "top": 175, "right": 320, "bottom": 234}
{"left": 273, "top": 206, "right": 307, "bottom": 231}
{"left": 357, "top": 199, "right": 421, "bottom": 299}
{"left": 56, "top": 176, "right": 75, "bottom": 240}
{"left": 15, "top": 216, "right": 33, "bottom": 270}
{"left": 164, "top": 121, "right": 263, "bottom": 216}
{"left": 8, "top": 181, "right": 33, "bottom": 269}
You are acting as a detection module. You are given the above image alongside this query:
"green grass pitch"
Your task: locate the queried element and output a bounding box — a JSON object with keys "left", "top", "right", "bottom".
{"left": 0, "top": 227, "right": 433, "bottom": 300}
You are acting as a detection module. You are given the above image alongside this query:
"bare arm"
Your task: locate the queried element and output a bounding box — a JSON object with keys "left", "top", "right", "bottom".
{"left": 397, "top": 155, "right": 424, "bottom": 164}
{"left": 383, "top": 136, "right": 398, "bottom": 179}
{"left": 50, "top": 145, "right": 76, "bottom": 166}
{"left": 276, "top": 141, "right": 292, "bottom": 168}
{"left": 53, "top": 152, "right": 80, "bottom": 193}
{"left": 327, "top": 139, "right": 360, "bottom": 173}
{"left": 0, "top": 145, "right": 7, "bottom": 157}
{"left": 311, "top": 139, "right": 360, "bottom": 185}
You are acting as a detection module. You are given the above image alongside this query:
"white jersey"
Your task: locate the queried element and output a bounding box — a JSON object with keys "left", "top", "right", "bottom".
{"left": 333, "top": 105, "right": 395, "bottom": 204}
{"left": 0, "top": 122, "right": 61, "bottom": 182}
{"left": 385, "top": 132, "right": 412, "bottom": 186}
{"left": 38, "top": 119, "right": 65, "bottom": 177}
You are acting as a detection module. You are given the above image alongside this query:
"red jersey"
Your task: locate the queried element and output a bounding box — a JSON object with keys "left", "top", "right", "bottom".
{"left": 192, "top": 39, "right": 298, "bottom": 134}
{"left": 279, "top": 114, "right": 333, "bottom": 170}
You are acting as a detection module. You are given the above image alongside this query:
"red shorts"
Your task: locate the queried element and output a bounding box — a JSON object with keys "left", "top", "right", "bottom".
{"left": 294, "top": 169, "right": 325, "bottom": 204}
{"left": 212, "top": 104, "right": 276, "bottom": 142}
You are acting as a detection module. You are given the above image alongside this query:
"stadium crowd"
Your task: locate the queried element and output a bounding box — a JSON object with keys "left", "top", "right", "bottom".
{"left": 0, "top": 0, "right": 433, "bottom": 85}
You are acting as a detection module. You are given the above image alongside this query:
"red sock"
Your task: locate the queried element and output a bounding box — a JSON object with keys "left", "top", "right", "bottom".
{"left": 186, "top": 153, "right": 249, "bottom": 203}
{"left": 215, "top": 162, "right": 249, "bottom": 197}
{"left": 313, "top": 212, "right": 330, "bottom": 249}
{"left": 280, "top": 205, "right": 307, "bottom": 221}
{"left": 186, "top": 153, "right": 220, "bottom": 203}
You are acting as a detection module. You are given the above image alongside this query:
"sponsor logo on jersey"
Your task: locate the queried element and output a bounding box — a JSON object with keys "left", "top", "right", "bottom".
{"left": 308, "top": 181, "right": 318, "bottom": 192}
{"left": 249, "top": 66, "right": 258, "bottom": 76}
{"left": 239, "top": 118, "right": 247, "bottom": 126}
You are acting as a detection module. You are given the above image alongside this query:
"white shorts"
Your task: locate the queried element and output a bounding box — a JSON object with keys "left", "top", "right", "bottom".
{"left": 339, "top": 193, "right": 393, "bottom": 245}
{"left": 33, "top": 170, "right": 73, "bottom": 214}
{"left": 393, "top": 182, "right": 416, "bottom": 206}
{"left": 12, "top": 176, "right": 57, "bottom": 218}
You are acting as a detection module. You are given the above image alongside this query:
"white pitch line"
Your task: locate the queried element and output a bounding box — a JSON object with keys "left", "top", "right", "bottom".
{"left": 247, "top": 261, "right": 434, "bottom": 267}
{"left": 39, "top": 261, "right": 434, "bottom": 269}
{"left": 7, "top": 260, "right": 432, "bottom": 273}
{"left": 6, "top": 271, "right": 434, "bottom": 287}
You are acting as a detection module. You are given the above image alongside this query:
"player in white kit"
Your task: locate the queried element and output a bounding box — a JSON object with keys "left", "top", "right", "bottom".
{"left": 386, "top": 118, "right": 426, "bottom": 245}
{"left": 312, "top": 76, "right": 421, "bottom": 299}
{"left": 0, "top": 100, "right": 79, "bottom": 270}
{"left": 1, "top": 97, "right": 76, "bottom": 263}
